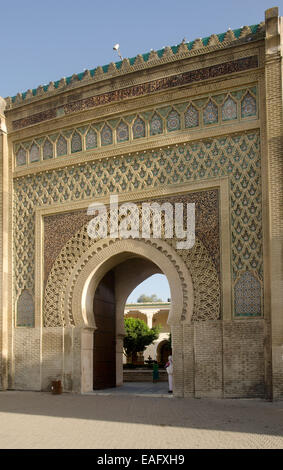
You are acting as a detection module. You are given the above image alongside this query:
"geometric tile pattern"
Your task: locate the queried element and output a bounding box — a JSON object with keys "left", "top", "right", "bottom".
{"left": 71, "top": 131, "right": 82, "bottom": 153}
{"left": 234, "top": 271, "right": 261, "bottom": 316}
{"left": 56, "top": 135, "right": 68, "bottom": 156}
{"left": 167, "top": 109, "right": 181, "bottom": 132}
{"left": 13, "top": 131, "right": 262, "bottom": 324}
{"left": 150, "top": 113, "right": 163, "bottom": 136}
{"left": 222, "top": 97, "right": 237, "bottom": 121}
{"left": 116, "top": 121, "right": 129, "bottom": 143}
{"left": 85, "top": 128, "right": 97, "bottom": 149}
{"left": 43, "top": 139, "right": 53, "bottom": 160}
{"left": 101, "top": 124, "right": 113, "bottom": 146}
{"left": 203, "top": 100, "right": 218, "bottom": 125}
{"left": 16, "top": 147, "right": 27, "bottom": 166}
{"left": 29, "top": 142, "right": 40, "bottom": 163}
{"left": 184, "top": 105, "right": 199, "bottom": 128}
{"left": 14, "top": 87, "right": 257, "bottom": 167}
{"left": 172, "top": 237, "right": 221, "bottom": 323}
{"left": 44, "top": 192, "right": 221, "bottom": 327}
{"left": 133, "top": 117, "right": 146, "bottom": 139}
{"left": 241, "top": 92, "right": 257, "bottom": 118}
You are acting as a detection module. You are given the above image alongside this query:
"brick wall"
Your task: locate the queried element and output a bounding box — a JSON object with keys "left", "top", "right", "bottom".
{"left": 12, "top": 320, "right": 267, "bottom": 397}
{"left": 223, "top": 320, "right": 265, "bottom": 397}
{"left": 183, "top": 324, "right": 194, "bottom": 397}
{"left": 14, "top": 328, "right": 41, "bottom": 390}
{"left": 194, "top": 321, "right": 223, "bottom": 398}
{"left": 41, "top": 327, "right": 63, "bottom": 391}
{"left": 181, "top": 320, "right": 266, "bottom": 398}
{"left": 265, "top": 11, "right": 283, "bottom": 399}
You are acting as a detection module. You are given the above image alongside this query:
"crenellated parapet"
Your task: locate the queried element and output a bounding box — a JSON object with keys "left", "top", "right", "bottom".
{"left": 4, "top": 23, "right": 265, "bottom": 110}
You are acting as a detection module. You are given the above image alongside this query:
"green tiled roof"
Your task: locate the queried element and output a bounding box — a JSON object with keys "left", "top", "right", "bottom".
{"left": 11, "top": 23, "right": 262, "bottom": 103}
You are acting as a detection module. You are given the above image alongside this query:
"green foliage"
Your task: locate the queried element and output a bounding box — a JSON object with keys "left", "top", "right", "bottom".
{"left": 137, "top": 293, "right": 163, "bottom": 303}
{"left": 123, "top": 317, "right": 160, "bottom": 359}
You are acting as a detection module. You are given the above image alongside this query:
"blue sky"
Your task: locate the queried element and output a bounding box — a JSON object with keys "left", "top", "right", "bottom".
{"left": 126, "top": 274, "right": 171, "bottom": 303}
{"left": 1, "top": 0, "right": 278, "bottom": 98}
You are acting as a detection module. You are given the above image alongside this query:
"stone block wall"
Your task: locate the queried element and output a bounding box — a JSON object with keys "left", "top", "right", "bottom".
{"left": 181, "top": 319, "right": 265, "bottom": 398}
{"left": 11, "top": 319, "right": 266, "bottom": 398}
{"left": 14, "top": 328, "right": 41, "bottom": 390}
{"left": 41, "top": 327, "right": 63, "bottom": 391}
{"left": 183, "top": 324, "right": 194, "bottom": 397}
{"left": 13, "top": 327, "right": 84, "bottom": 393}
{"left": 223, "top": 320, "right": 265, "bottom": 397}
{"left": 194, "top": 322, "right": 223, "bottom": 398}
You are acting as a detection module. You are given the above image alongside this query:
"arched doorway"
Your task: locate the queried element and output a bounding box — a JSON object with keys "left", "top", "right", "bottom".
{"left": 157, "top": 339, "right": 171, "bottom": 366}
{"left": 67, "top": 238, "right": 193, "bottom": 394}
{"left": 92, "top": 264, "right": 171, "bottom": 389}
{"left": 92, "top": 255, "right": 165, "bottom": 389}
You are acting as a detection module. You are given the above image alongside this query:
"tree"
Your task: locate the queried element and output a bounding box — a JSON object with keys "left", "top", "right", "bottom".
{"left": 137, "top": 293, "right": 163, "bottom": 303}
{"left": 124, "top": 317, "right": 160, "bottom": 363}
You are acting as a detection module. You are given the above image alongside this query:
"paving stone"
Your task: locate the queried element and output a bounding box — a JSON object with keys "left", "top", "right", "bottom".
{"left": 0, "top": 391, "right": 282, "bottom": 449}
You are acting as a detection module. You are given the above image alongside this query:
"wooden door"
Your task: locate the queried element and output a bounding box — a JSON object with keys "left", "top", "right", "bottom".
{"left": 93, "top": 270, "right": 116, "bottom": 389}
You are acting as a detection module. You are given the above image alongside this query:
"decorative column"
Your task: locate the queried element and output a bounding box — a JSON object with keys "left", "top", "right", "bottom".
{"left": 264, "top": 8, "right": 283, "bottom": 399}
{"left": 145, "top": 311, "right": 154, "bottom": 329}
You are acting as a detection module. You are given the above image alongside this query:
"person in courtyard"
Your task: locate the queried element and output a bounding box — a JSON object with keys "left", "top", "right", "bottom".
{"left": 165, "top": 355, "right": 173, "bottom": 393}
{"left": 152, "top": 361, "right": 159, "bottom": 382}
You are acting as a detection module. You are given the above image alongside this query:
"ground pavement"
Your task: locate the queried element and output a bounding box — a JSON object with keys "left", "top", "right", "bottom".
{"left": 0, "top": 384, "right": 282, "bottom": 449}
